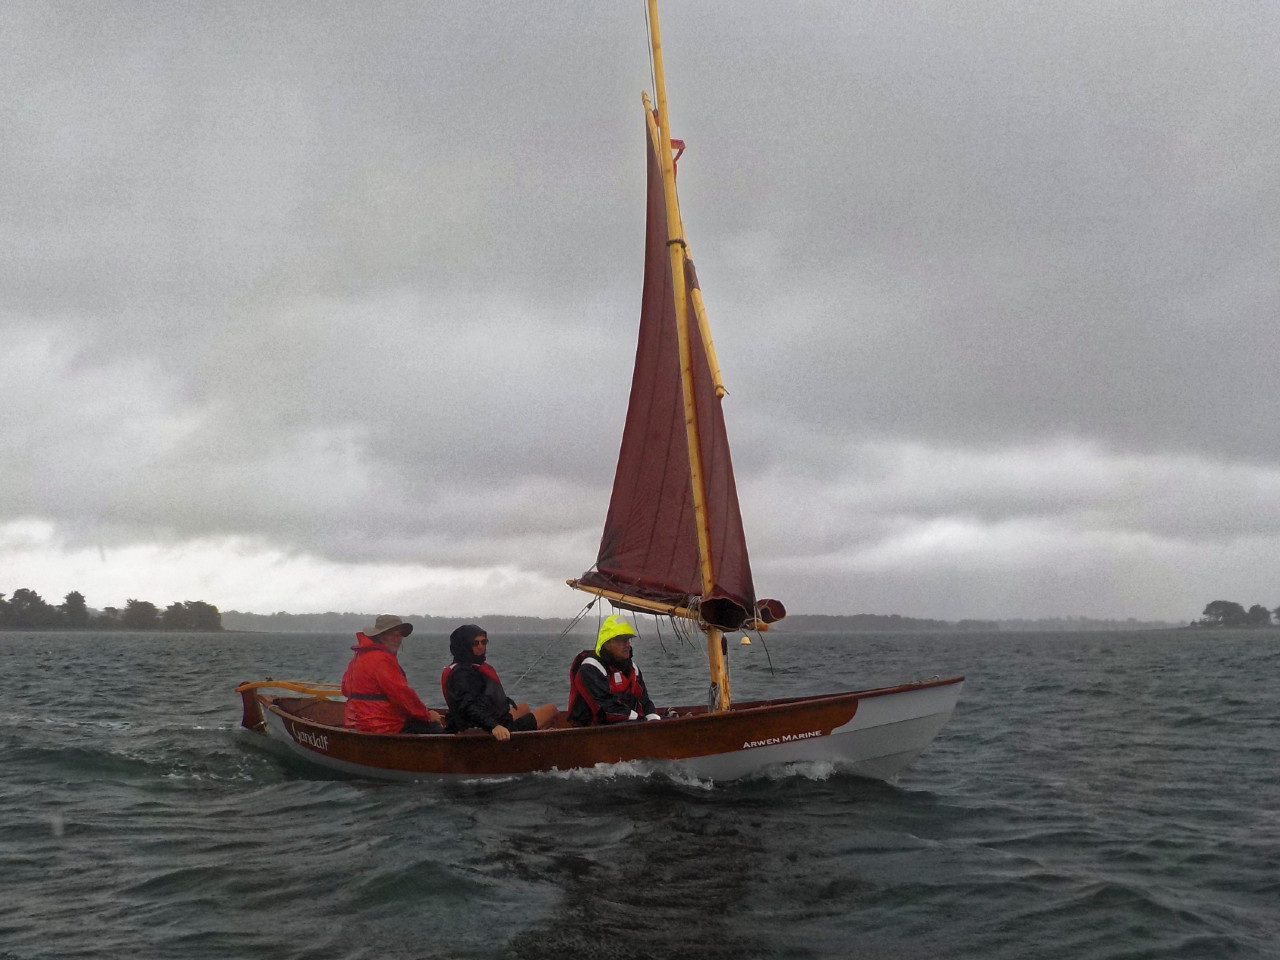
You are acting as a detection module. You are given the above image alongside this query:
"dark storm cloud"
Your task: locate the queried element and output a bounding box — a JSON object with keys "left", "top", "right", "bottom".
{"left": 3, "top": 1, "right": 1278, "bottom": 618}
{"left": 671, "top": 3, "right": 1280, "bottom": 462}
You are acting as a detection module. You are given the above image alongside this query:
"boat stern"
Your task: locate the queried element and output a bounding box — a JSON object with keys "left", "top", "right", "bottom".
{"left": 235, "top": 682, "right": 267, "bottom": 732}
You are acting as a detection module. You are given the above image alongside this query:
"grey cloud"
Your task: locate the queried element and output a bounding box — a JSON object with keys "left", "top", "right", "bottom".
{"left": 4, "top": 1, "right": 1278, "bottom": 618}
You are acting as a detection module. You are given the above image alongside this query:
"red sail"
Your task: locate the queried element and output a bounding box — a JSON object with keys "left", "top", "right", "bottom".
{"left": 577, "top": 121, "right": 756, "bottom": 631}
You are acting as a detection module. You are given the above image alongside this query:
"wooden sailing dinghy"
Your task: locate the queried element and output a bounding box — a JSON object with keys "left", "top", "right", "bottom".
{"left": 236, "top": 1, "right": 963, "bottom": 782}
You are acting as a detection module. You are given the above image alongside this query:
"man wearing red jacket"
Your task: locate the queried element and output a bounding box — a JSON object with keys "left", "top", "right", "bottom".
{"left": 341, "top": 614, "right": 444, "bottom": 734}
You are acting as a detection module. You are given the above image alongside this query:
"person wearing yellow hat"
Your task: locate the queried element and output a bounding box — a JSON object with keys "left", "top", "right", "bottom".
{"left": 567, "top": 614, "right": 661, "bottom": 726}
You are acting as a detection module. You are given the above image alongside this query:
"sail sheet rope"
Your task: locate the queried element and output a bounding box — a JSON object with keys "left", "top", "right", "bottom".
{"left": 506, "top": 598, "right": 598, "bottom": 692}
{"left": 643, "top": 1, "right": 658, "bottom": 109}
{"left": 505, "top": 597, "right": 775, "bottom": 696}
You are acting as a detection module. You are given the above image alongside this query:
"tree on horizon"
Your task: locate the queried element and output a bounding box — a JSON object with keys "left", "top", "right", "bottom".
{"left": 5, "top": 589, "right": 59, "bottom": 628}
{"left": 1201, "top": 600, "right": 1247, "bottom": 626}
{"left": 1200, "top": 600, "right": 1273, "bottom": 627}
{"left": 161, "top": 601, "right": 223, "bottom": 631}
{"left": 60, "top": 591, "right": 89, "bottom": 628}
{"left": 1245, "top": 604, "right": 1273, "bottom": 627}
{"left": 122, "top": 599, "right": 161, "bottom": 630}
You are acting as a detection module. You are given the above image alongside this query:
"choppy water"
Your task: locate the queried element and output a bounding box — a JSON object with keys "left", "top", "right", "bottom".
{"left": 1, "top": 627, "right": 1277, "bottom": 960}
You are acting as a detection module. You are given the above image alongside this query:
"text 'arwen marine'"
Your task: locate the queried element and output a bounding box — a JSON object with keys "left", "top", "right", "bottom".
{"left": 742, "top": 730, "right": 823, "bottom": 749}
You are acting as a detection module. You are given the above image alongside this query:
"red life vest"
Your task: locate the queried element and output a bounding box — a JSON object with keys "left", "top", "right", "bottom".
{"left": 567, "top": 650, "right": 645, "bottom": 725}
{"left": 440, "top": 661, "right": 502, "bottom": 702}
{"left": 440, "top": 660, "right": 512, "bottom": 732}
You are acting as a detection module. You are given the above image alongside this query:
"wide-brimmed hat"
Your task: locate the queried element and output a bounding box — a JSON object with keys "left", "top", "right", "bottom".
{"left": 363, "top": 614, "right": 413, "bottom": 639}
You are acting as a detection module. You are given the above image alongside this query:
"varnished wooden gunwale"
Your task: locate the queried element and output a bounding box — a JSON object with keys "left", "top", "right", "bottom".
{"left": 243, "top": 675, "right": 964, "bottom": 778}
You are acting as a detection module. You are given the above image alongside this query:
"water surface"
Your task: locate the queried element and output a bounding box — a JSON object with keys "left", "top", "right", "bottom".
{"left": 1, "top": 628, "right": 1276, "bottom": 959}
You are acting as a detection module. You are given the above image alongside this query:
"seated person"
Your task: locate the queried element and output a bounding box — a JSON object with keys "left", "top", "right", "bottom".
{"left": 441, "top": 623, "right": 559, "bottom": 741}
{"left": 567, "top": 615, "right": 661, "bottom": 726}
{"left": 341, "top": 615, "right": 444, "bottom": 734}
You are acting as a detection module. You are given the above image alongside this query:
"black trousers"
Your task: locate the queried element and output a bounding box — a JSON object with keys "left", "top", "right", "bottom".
{"left": 401, "top": 716, "right": 445, "bottom": 735}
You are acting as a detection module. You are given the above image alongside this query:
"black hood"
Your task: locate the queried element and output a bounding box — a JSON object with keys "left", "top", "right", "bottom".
{"left": 449, "top": 623, "right": 487, "bottom": 664}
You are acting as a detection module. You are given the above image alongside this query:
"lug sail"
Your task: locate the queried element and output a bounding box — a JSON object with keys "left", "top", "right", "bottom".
{"left": 573, "top": 114, "right": 756, "bottom": 632}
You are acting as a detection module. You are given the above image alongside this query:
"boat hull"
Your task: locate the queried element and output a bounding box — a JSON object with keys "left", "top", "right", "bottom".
{"left": 238, "top": 676, "right": 963, "bottom": 782}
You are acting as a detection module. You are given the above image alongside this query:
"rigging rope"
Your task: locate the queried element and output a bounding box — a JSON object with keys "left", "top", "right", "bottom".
{"left": 643, "top": 0, "right": 658, "bottom": 106}
{"left": 753, "top": 624, "right": 775, "bottom": 677}
{"left": 507, "top": 598, "right": 596, "bottom": 691}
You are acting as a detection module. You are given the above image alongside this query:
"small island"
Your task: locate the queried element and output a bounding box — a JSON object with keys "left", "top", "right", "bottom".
{"left": 1190, "top": 600, "right": 1278, "bottom": 628}
{"left": 0, "top": 587, "right": 223, "bottom": 631}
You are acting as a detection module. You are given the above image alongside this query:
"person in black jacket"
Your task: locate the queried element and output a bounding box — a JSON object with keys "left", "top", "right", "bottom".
{"left": 441, "top": 624, "right": 558, "bottom": 741}
{"left": 567, "top": 615, "right": 661, "bottom": 726}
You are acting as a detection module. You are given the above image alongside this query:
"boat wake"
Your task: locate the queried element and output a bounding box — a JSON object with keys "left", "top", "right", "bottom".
{"left": 536, "top": 760, "right": 717, "bottom": 790}
{"left": 535, "top": 756, "right": 873, "bottom": 788}
{"left": 748, "top": 759, "right": 849, "bottom": 781}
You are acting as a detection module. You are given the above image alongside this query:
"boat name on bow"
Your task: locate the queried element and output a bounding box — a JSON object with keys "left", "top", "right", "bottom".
{"left": 742, "top": 730, "right": 822, "bottom": 750}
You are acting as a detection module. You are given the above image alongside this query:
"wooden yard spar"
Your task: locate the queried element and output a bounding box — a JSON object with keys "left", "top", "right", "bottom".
{"left": 569, "top": 0, "right": 736, "bottom": 711}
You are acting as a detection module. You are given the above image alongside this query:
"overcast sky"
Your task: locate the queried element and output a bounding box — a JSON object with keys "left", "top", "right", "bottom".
{"left": 4, "top": 1, "right": 1278, "bottom": 621}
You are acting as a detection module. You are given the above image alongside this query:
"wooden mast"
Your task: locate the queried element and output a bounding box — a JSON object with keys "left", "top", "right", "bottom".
{"left": 645, "top": 0, "right": 732, "bottom": 712}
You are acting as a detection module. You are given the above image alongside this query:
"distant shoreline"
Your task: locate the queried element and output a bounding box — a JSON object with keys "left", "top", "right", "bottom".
{"left": 213, "top": 610, "right": 1189, "bottom": 635}
{"left": 1, "top": 613, "right": 1202, "bottom": 635}
{"left": 9, "top": 620, "right": 1258, "bottom": 637}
